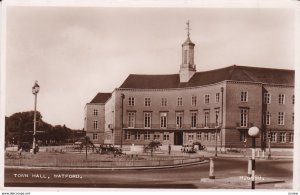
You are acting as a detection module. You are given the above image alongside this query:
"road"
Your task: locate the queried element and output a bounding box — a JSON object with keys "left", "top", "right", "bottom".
{"left": 4, "top": 157, "right": 293, "bottom": 189}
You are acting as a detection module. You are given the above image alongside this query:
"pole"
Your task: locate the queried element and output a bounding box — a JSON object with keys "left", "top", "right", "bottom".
{"left": 32, "top": 93, "right": 37, "bottom": 154}
{"left": 209, "top": 157, "right": 215, "bottom": 179}
{"left": 120, "top": 94, "right": 125, "bottom": 149}
{"left": 85, "top": 137, "right": 88, "bottom": 160}
{"left": 251, "top": 137, "right": 256, "bottom": 189}
{"left": 215, "top": 129, "right": 217, "bottom": 157}
{"left": 220, "top": 87, "right": 224, "bottom": 152}
{"left": 247, "top": 157, "right": 252, "bottom": 177}
{"left": 268, "top": 135, "right": 271, "bottom": 159}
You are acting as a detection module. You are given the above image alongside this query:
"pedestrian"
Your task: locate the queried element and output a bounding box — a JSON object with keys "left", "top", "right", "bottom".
{"left": 18, "top": 148, "right": 23, "bottom": 158}
{"left": 168, "top": 144, "right": 171, "bottom": 155}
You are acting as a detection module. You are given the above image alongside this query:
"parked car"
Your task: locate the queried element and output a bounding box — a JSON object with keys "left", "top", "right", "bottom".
{"left": 181, "top": 144, "right": 196, "bottom": 153}
{"left": 99, "top": 144, "right": 122, "bottom": 155}
{"left": 192, "top": 142, "right": 206, "bottom": 150}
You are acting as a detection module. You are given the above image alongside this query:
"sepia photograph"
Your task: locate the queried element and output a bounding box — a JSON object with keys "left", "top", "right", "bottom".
{"left": 1, "top": 0, "right": 299, "bottom": 193}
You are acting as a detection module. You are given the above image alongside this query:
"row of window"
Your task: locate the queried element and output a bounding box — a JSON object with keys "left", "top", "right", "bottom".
{"left": 128, "top": 93, "right": 221, "bottom": 107}
{"left": 126, "top": 92, "right": 294, "bottom": 107}
{"left": 125, "top": 131, "right": 170, "bottom": 141}
{"left": 263, "top": 93, "right": 294, "bottom": 105}
{"left": 240, "top": 131, "right": 294, "bottom": 143}
{"left": 127, "top": 110, "right": 221, "bottom": 129}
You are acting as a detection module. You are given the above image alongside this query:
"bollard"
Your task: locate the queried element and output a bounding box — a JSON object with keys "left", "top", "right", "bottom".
{"left": 209, "top": 157, "right": 215, "bottom": 179}
{"left": 247, "top": 157, "right": 252, "bottom": 177}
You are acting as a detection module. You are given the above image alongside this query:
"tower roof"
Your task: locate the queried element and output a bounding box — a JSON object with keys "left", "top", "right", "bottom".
{"left": 182, "top": 36, "right": 195, "bottom": 46}
{"left": 119, "top": 65, "right": 294, "bottom": 89}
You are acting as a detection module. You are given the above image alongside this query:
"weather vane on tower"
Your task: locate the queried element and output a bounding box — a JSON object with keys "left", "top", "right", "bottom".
{"left": 186, "top": 20, "right": 191, "bottom": 38}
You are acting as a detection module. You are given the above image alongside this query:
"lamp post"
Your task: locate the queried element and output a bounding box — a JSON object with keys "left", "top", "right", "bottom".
{"left": 120, "top": 93, "right": 125, "bottom": 149}
{"left": 267, "top": 130, "right": 272, "bottom": 159}
{"left": 32, "top": 81, "right": 40, "bottom": 154}
{"left": 248, "top": 126, "right": 260, "bottom": 189}
{"left": 220, "top": 87, "right": 224, "bottom": 152}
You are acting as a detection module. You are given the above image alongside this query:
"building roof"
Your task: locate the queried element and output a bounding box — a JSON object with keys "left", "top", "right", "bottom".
{"left": 89, "top": 93, "right": 111, "bottom": 103}
{"left": 119, "top": 65, "right": 294, "bottom": 89}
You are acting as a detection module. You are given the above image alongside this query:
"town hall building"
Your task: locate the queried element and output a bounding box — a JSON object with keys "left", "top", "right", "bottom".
{"left": 84, "top": 22, "right": 294, "bottom": 151}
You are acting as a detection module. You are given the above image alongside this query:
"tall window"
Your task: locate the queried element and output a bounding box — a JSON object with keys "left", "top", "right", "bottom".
{"left": 271, "top": 132, "right": 277, "bottom": 142}
{"left": 264, "top": 93, "right": 271, "bottom": 104}
{"left": 144, "top": 112, "right": 152, "bottom": 128}
{"left": 163, "top": 132, "right": 169, "bottom": 140}
{"left": 161, "top": 98, "right": 167, "bottom": 106}
{"left": 176, "top": 112, "right": 183, "bottom": 128}
{"left": 293, "top": 95, "right": 295, "bottom": 104}
{"left": 240, "top": 109, "right": 248, "bottom": 127}
{"left": 134, "top": 131, "right": 141, "bottom": 140}
{"left": 128, "top": 112, "right": 135, "bottom": 128}
{"left": 93, "top": 109, "right": 98, "bottom": 116}
{"left": 191, "top": 95, "right": 197, "bottom": 106}
{"left": 210, "top": 133, "right": 215, "bottom": 141}
{"left": 292, "top": 113, "right": 294, "bottom": 125}
{"left": 128, "top": 97, "right": 135, "bottom": 106}
{"left": 204, "top": 111, "right": 210, "bottom": 127}
{"left": 279, "top": 132, "right": 286, "bottom": 143}
{"left": 241, "top": 91, "right": 248, "bottom": 102}
{"left": 144, "top": 97, "right": 151, "bottom": 107}
{"left": 290, "top": 133, "right": 294, "bottom": 143}
{"left": 154, "top": 134, "right": 160, "bottom": 140}
{"left": 184, "top": 50, "right": 188, "bottom": 64}
{"left": 215, "top": 93, "right": 220, "bottom": 103}
{"left": 215, "top": 110, "right": 220, "bottom": 127}
{"left": 144, "top": 131, "right": 150, "bottom": 140}
{"left": 204, "top": 133, "right": 209, "bottom": 141}
{"left": 125, "top": 131, "right": 131, "bottom": 140}
{"left": 204, "top": 94, "right": 210, "bottom": 104}
{"left": 188, "top": 133, "right": 194, "bottom": 141}
{"left": 93, "top": 133, "right": 98, "bottom": 140}
{"left": 263, "top": 111, "right": 271, "bottom": 125}
{"left": 279, "top": 94, "right": 285, "bottom": 104}
{"left": 191, "top": 112, "right": 197, "bottom": 128}
{"left": 196, "top": 132, "right": 202, "bottom": 140}
{"left": 278, "top": 112, "right": 285, "bottom": 125}
{"left": 93, "top": 120, "right": 98, "bottom": 129}
{"left": 160, "top": 113, "right": 168, "bottom": 128}
{"left": 177, "top": 97, "right": 183, "bottom": 106}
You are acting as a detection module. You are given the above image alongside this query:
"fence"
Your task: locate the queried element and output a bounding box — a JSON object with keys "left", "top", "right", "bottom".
{"left": 5, "top": 155, "right": 204, "bottom": 168}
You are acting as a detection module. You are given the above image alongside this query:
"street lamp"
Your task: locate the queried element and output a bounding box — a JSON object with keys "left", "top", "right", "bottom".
{"left": 120, "top": 93, "right": 125, "bottom": 149}
{"left": 32, "top": 81, "right": 40, "bottom": 154}
{"left": 248, "top": 126, "right": 260, "bottom": 189}
{"left": 267, "top": 130, "right": 272, "bottom": 159}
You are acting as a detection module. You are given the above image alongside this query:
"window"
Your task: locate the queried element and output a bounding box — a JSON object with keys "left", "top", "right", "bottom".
{"left": 278, "top": 112, "right": 285, "bottom": 125}
{"left": 188, "top": 133, "right": 194, "bottom": 141}
{"left": 196, "top": 132, "right": 202, "bottom": 140}
{"left": 290, "top": 133, "right": 294, "bottom": 143}
{"left": 128, "top": 97, "right": 135, "bottom": 106}
{"left": 204, "top": 133, "right": 209, "bottom": 141}
{"left": 93, "top": 109, "right": 98, "bottom": 116}
{"left": 144, "top": 112, "right": 152, "bottom": 128}
{"left": 210, "top": 133, "right": 215, "bottom": 141}
{"left": 125, "top": 131, "right": 131, "bottom": 140}
{"left": 263, "top": 111, "right": 271, "bottom": 125}
{"left": 163, "top": 133, "right": 169, "bottom": 140}
{"left": 176, "top": 112, "right": 183, "bottom": 128}
{"left": 93, "top": 133, "right": 98, "bottom": 140}
{"left": 204, "top": 94, "right": 210, "bottom": 104}
{"left": 292, "top": 113, "right": 294, "bottom": 125}
{"left": 154, "top": 134, "right": 160, "bottom": 140}
{"left": 161, "top": 98, "right": 167, "bottom": 106}
{"left": 160, "top": 113, "right": 168, "bottom": 128}
{"left": 191, "top": 95, "right": 197, "bottom": 106}
{"left": 184, "top": 50, "right": 188, "bottom": 64}
{"left": 144, "top": 97, "right": 151, "bottom": 107}
{"left": 293, "top": 95, "right": 295, "bottom": 104}
{"left": 191, "top": 112, "right": 197, "bottom": 128}
{"left": 240, "top": 130, "right": 247, "bottom": 142}
{"left": 264, "top": 93, "right": 271, "bottom": 104}
{"left": 93, "top": 120, "right": 98, "bottom": 129}
{"left": 215, "top": 93, "right": 220, "bottom": 103}
{"left": 279, "top": 132, "right": 286, "bottom": 143}
{"left": 262, "top": 132, "right": 267, "bottom": 142}
{"left": 215, "top": 110, "right": 220, "bottom": 127}
{"left": 128, "top": 112, "right": 135, "bottom": 128}
{"left": 241, "top": 91, "right": 248, "bottom": 102}
{"left": 134, "top": 131, "right": 141, "bottom": 140}
{"left": 279, "top": 94, "right": 285, "bottom": 104}
{"left": 271, "top": 132, "right": 277, "bottom": 142}
{"left": 204, "top": 111, "right": 210, "bottom": 127}
{"left": 240, "top": 109, "right": 248, "bottom": 127}
{"left": 144, "top": 131, "right": 150, "bottom": 140}
{"left": 177, "top": 97, "right": 183, "bottom": 106}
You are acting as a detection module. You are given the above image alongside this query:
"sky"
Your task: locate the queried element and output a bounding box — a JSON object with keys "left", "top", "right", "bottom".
{"left": 3, "top": 6, "right": 295, "bottom": 129}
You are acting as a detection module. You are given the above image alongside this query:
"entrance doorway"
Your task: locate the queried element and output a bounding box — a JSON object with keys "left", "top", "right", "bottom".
{"left": 174, "top": 131, "right": 183, "bottom": 145}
